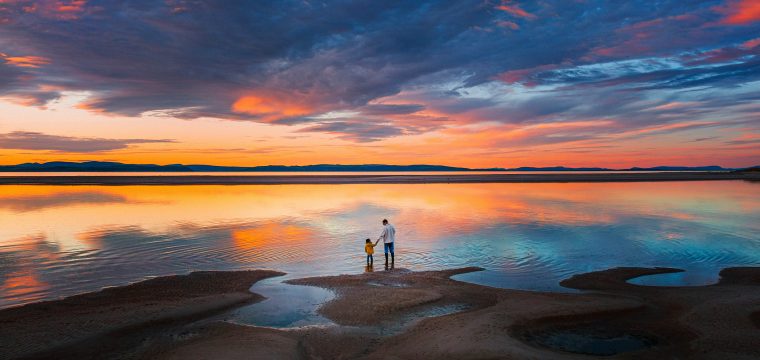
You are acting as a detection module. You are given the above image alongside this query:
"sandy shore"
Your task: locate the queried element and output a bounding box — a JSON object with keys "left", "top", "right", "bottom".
{"left": 2, "top": 266, "right": 759, "bottom": 359}
{"left": 0, "top": 171, "right": 758, "bottom": 185}
{"left": 0, "top": 270, "right": 283, "bottom": 359}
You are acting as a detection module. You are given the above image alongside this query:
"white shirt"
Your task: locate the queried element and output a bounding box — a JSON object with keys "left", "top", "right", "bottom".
{"left": 379, "top": 224, "right": 396, "bottom": 244}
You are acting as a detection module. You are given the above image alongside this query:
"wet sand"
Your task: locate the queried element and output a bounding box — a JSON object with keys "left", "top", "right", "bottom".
{"left": 1, "top": 171, "right": 758, "bottom": 185}
{"left": 0, "top": 270, "right": 283, "bottom": 359}
{"left": 2, "top": 266, "right": 760, "bottom": 359}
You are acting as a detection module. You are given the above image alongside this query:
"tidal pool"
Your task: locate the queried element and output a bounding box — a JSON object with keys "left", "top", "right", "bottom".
{"left": 627, "top": 269, "right": 719, "bottom": 287}
{"left": 528, "top": 327, "right": 657, "bottom": 356}
{"left": 228, "top": 275, "right": 334, "bottom": 328}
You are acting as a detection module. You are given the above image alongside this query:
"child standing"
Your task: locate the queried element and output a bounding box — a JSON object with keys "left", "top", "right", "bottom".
{"left": 365, "top": 238, "right": 380, "bottom": 265}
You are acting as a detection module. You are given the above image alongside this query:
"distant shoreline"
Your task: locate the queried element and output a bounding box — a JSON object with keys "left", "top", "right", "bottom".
{"left": 0, "top": 161, "right": 748, "bottom": 173}
{"left": 0, "top": 171, "right": 758, "bottom": 185}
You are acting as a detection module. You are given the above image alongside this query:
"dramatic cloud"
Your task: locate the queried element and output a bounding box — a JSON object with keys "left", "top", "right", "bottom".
{"left": 0, "top": 131, "right": 174, "bottom": 152}
{"left": 0, "top": 0, "right": 758, "bottom": 145}
{"left": 719, "top": 0, "right": 760, "bottom": 25}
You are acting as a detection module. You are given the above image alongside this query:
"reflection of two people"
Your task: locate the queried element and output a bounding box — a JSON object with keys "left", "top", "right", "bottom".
{"left": 365, "top": 218, "right": 396, "bottom": 270}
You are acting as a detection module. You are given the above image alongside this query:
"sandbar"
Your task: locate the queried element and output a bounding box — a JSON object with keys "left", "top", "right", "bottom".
{"left": 2, "top": 266, "right": 759, "bottom": 359}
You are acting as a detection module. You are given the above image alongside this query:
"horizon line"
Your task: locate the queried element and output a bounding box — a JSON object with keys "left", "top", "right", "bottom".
{"left": 1, "top": 160, "right": 757, "bottom": 171}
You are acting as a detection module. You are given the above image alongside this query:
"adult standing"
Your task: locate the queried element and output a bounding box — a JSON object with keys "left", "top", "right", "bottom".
{"left": 377, "top": 219, "right": 396, "bottom": 268}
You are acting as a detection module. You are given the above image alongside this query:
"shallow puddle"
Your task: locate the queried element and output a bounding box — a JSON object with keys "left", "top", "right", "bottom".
{"left": 372, "top": 303, "right": 471, "bottom": 336}
{"left": 221, "top": 273, "right": 470, "bottom": 334}
{"left": 226, "top": 276, "right": 335, "bottom": 328}
{"left": 526, "top": 327, "right": 656, "bottom": 356}
{"left": 628, "top": 270, "right": 718, "bottom": 287}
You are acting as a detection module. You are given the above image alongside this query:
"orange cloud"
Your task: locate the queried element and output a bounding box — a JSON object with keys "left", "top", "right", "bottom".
{"left": 2, "top": 55, "right": 51, "bottom": 68}
{"left": 1, "top": 0, "right": 89, "bottom": 20}
{"left": 1, "top": 95, "right": 39, "bottom": 107}
{"left": 232, "top": 94, "right": 311, "bottom": 121}
{"left": 495, "top": 1, "right": 535, "bottom": 19}
{"left": 720, "top": 0, "right": 760, "bottom": 24}
{"left": 56, "top": 0, "right": 86, "bottom": 13}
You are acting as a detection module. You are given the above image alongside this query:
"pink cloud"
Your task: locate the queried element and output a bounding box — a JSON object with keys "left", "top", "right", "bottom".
{"left": 497, "top": 64, "right": 558, "bottom": 86}
{"left": 718, "top": 0, "right": 760, "bottom": 25}
{"left": 741, "top": 37, "right": 760, "bottom": 49}
{"left": 495, "top": 1, "right": 535, "bottom": 20}
{"left": 495, "top": 20, "right": 519, "bottom": 30}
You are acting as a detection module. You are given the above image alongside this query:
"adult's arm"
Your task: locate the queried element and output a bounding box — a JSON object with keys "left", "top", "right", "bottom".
{"left": 377, "top": 227, "right": 387, "bottom": 242}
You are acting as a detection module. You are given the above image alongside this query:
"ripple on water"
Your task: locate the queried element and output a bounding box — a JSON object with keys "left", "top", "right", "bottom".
{"left": 2, "top": 182, "right": 760, "bottom": 309}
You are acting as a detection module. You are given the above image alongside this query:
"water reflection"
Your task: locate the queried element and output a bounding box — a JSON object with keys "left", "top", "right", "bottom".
{"left": 0, "top": 191, "right": 129, "bottom": 212}
{"left": 0, "top": 182, "right": 759, "bottom": 307}
{"left": 229, "top": 276, "right": 334, "bottom": 328}
{"left": 627, "top": 270, "right": 718, "bottom": 287}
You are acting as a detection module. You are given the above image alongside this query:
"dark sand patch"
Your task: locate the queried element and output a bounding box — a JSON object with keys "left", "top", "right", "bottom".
{"left": 543, "top": 267, "right": 760, "bottom": 358}
{"left": 0, "top": 270, "right": 283, "bottom": 359}
{"left": 560, "top": 266, "right": 684, "bottom": 291}
{"left": 141, "top": 322, "right": 304, "bottom": 360}
{"left": 752, "top": 311, "right": 760, "bottom": 329}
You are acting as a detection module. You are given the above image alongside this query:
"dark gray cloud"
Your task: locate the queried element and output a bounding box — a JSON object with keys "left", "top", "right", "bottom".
{"left": 725, "top": 138, "right": 760, "bottom": 146}
{"left": 0, "top": 131, "right": 174, "bottom": 152}
{"left": 359, "top": 104, "right": 426, "bottom": 116}
{"left": 691, "top": 136, "right": 720, "bottom": 142}
{"left": 298, "top": 121, "right": 404, "bottom": 142}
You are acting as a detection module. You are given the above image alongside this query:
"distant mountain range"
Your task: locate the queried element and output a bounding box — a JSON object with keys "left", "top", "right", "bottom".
{"left": 0, "top": 161, "right": 751, "bottom": 172}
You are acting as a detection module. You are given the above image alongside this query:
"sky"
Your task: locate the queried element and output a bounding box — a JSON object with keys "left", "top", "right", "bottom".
{"left": 0, "top": 0, "right": 759, "bottom": 168}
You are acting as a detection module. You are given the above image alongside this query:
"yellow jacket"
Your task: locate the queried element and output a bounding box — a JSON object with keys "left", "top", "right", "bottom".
{"left": 365, "top": 243, "right": 376, "bottom": 254}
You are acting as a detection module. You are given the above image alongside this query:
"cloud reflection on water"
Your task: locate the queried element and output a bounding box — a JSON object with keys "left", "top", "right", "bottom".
{"left": 0, "top": 181, "right": 758, "bottom": 307}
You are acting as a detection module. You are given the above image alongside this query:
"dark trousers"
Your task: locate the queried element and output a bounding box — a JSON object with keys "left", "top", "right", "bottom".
{"left": 384, "top": 242, "right": 395, "bottom": 265}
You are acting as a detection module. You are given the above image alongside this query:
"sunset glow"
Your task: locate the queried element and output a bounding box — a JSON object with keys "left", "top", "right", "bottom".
{"left": 0, "top": 1, "right": 758, "bottom": 168}
{"left": 2, "top": 181, "right": 758, "bottom": 307}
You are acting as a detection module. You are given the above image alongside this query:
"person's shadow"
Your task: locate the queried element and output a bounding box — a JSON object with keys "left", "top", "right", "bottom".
{"left": 365, "top": 264, "right": 374, "bottom": 273}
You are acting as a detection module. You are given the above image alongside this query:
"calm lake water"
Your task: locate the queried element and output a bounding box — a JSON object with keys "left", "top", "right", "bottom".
{"left": 1, "top": 181, "right": 758, "bottom": 308}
